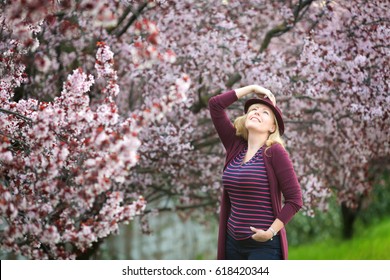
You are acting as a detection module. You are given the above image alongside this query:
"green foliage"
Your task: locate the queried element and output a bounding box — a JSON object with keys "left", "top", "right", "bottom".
{"left": 287, "top": 171, "right": 390, "bottom": 246}
{"left": 286, "top": 195, "right": 342, "bottom": 246}
{"left": 357, "top": 171, "right": 390, "bottom": 226}
{"left": 289, "top": 218, "right": 390, "bottom": 259}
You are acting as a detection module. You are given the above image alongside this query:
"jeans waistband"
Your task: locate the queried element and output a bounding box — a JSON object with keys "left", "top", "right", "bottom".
{"left": 227, "top": 232, "right": 281, "bottom": 248}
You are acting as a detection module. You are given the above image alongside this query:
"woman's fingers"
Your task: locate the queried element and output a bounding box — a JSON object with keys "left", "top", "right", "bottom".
{"left": 250, "top": 227, "right": 269, "bottom": 242}
{"left": 253, "top": 86, "right": 276, "bottom": 106}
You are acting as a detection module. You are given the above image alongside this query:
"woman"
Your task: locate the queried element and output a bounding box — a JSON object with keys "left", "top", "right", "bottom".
{"left": 208, "top": 85, "right": 303, "bottom": 260}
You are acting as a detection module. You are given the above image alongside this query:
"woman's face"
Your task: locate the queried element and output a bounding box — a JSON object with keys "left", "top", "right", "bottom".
{"left": 245, "top": 103, "right": 276, "bottom": 135}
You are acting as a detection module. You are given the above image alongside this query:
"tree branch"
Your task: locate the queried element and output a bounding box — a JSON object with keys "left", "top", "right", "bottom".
{"left": 115, "top": 2, "right": 149, "bottom": 38}
{"left": 0, "top": 108, "right": 33, "bottom": 123}
{"left": 258, "top": 0, "right": 315, "bottom": 53}
{"left": 190, "top": 73, "right": 242, "bottom": 113}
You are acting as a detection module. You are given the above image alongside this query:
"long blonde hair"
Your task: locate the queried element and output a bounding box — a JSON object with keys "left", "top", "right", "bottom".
{"left": 233, "top": 114, "right": 285, "bottom": 150}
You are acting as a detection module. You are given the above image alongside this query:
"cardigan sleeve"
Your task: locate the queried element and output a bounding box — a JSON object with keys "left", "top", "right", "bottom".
{"left": 272, "top": 144, "right": 303, "bottom": 224}
{"left": 208, "top": 90, "right": 239, "bottom": 151}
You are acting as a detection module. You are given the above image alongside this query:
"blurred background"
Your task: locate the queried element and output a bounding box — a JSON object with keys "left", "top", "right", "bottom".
{"left": 99, "top": 171, "right": 390, "bottom": 260}
{"left": 1, "top": 0, "right": 389, "bottom": 260}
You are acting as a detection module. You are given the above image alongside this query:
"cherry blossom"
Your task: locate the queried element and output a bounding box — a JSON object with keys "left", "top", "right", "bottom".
{"left": 1, "top": 0, "right": 388, "bottom": 258}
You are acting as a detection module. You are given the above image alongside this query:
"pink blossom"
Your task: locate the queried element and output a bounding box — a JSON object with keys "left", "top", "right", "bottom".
{"left": 1, "top": 0, "right": 388, "bottom": 259}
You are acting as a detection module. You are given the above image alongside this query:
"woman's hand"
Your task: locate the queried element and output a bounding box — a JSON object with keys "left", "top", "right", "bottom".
{"left": 250, "top": 226, "right": 273, "bottom": 242}
{"left": 251, "top": 85, "right": 276, "bottom": 106}
{"left": 235, "top": 85, "right": 276, "bottom": 106}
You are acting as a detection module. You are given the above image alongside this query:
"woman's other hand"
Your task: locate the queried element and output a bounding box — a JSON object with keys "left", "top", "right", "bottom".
{"left": 250, "top": 226, "right": 273, "bottom": 242}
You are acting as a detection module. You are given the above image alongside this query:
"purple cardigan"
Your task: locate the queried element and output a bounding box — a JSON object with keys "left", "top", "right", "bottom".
{"left": 209, "top": 90, "right": 303, "bottom": 260}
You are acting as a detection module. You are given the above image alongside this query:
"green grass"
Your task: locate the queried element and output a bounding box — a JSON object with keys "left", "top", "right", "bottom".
{"left": 289, "top": 218, "right": 390, "bottom": 260}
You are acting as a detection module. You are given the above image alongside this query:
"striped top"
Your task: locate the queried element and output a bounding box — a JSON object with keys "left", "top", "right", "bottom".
{"left": 222, "top": 146, "right": 275, "bottom": 240}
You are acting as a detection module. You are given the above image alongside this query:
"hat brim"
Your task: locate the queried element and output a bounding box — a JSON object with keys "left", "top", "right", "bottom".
{"left": 244, "top": 98, "right": 285, "bottom": 136}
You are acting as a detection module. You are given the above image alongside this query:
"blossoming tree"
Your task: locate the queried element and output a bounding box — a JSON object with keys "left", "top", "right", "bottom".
{"left": 0, "top": 0, "right": 189, "bottom": 259}
{"left": 0, "top": 0, "right": 388, "bottom": 259}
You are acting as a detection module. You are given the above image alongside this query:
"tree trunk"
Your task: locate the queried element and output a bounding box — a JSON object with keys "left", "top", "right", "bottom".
{"left": 341, "top": 201, "right": 361, "bottom": 240}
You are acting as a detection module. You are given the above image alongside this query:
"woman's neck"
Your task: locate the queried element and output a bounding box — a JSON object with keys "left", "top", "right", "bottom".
{"left": 247, "top": 131, "right": 267, "bottom": 151}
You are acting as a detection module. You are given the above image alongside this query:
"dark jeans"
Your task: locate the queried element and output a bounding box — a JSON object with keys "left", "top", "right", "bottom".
{"left": 226, "top": 233, "right": 282, "bottom": 260}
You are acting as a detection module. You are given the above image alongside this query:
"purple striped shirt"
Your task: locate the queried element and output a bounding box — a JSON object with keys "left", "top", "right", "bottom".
{"left": 222, "top": 146, "right": 275, "bottom": 240}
